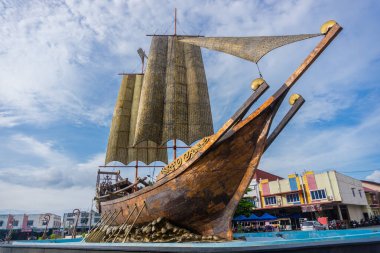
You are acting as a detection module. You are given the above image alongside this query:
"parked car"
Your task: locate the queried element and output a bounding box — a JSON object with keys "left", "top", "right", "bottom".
{"left": 301, "top": 221, "right": 325, "bottom": 231}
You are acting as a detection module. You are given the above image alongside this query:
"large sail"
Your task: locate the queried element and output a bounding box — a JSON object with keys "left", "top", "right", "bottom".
{"left": 134, "top": 36, "right": 214, "bottom": 145}
{"left": 105, "top": 74, "right": 168, "bottom": 165}
{"left": 179, "top": 34, "right": 321, "bottom": 63}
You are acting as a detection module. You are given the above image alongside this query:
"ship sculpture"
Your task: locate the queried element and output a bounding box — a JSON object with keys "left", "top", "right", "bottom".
{"left": 88, "top": 17, "right": 342, "bottom": 242}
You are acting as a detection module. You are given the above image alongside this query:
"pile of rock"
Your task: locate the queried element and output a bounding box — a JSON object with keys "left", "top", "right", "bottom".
{"left": 99, "top": 217, "right": 222, "bottom": 243}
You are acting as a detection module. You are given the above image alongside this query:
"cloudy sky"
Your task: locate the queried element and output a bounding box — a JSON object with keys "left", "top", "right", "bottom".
{"left": 1, "top": 0, "right": 380, "bottom": 215}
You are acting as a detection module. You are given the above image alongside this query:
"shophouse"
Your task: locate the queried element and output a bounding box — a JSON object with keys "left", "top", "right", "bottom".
{"left": 245, "top": 169, "right": 283, "bottom": 208}
{"left": 0, "top": 213, "right": 61, "bottom": 240}
{"left": 256, "top": 170, "right": 369, "bottom": 222}
{"left": 361, "top": 180, "right": 380, "bottom": 216}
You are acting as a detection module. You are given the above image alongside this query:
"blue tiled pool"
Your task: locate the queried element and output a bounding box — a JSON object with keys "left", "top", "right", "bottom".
{"left": 234, "top": 228, "right": 380, "bottom": 245}
{"left": 15, "top": 238, "right": 83, "bottom": 244}
{"left": 12, "top": 228, "right": 380, "bottom": 247}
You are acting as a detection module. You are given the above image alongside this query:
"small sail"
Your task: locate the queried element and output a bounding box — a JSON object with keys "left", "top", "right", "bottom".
{"left": 134, "top": 36, "right": 214, "bottom": 145}
{"left": 105, "top": 74, "right": 168, "bottom": 165}
{"left": 179, "top": 34, "right": 321, "bottom": 63}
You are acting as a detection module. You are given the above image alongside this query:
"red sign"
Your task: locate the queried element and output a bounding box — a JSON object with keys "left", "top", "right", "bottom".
{"left": 21, "top": 214, "right": 32, "bottom": 232}
{"left": 6, "top": 215, "right": 14, "bottom": 229}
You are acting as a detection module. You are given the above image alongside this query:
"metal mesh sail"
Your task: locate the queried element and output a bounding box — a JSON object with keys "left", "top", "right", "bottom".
{"left": 134, "top": 36, "right": 214, "bottom": 145}
{"left": 105, "top": 74, "right": 168, "bottom": 165}
{"left": 179, "top": 34, "right": 321, "bottom": 63}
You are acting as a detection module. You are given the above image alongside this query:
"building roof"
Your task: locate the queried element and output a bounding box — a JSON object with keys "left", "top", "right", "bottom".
{"left": 361, "top": 180, "right": 380, "bottom": 186}
{"left": 363, "top": 186, "right": 378, "bottom": 193}
{"left": 254, "top": 169, "right": 283, "bottom": 181}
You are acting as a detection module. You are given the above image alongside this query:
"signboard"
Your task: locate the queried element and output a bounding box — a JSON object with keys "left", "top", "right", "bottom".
{"left": 301, "top": 204, "right": 322, "bottom": 213}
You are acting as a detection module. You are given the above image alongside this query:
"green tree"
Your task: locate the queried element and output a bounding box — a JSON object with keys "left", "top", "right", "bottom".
{"left": 234, "top": 188, "right": 254, "bottom": 217}
{"left": 235, "top": 198, "right": 254, "bottom": 217}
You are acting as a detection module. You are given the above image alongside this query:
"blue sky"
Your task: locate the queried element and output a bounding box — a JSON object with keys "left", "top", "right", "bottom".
{"left": 1, "top": 0, "right": 380, "bottom": 214}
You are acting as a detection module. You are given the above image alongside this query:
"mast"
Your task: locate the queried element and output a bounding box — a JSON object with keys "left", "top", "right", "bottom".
{"left": 174, "top": 8, "right": 177, "bottom": 36}
{"left": 135, "top": 49, "right": 147, "bottom": 189}
{"left": 173, "top": 7, "right": 177, "bottom": 159}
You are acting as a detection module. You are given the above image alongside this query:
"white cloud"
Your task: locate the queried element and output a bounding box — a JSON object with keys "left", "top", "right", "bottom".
{"left": 0, "top": 133, "right": 160, "bottom": 213}
{"left": 261, "top": 107, "right": 380, "bottom": 177}
{"left": 366, "top": 171, "right": 380, "bottom": 183}
{"left": 0, "top": 181, "right": 94, "bottom": 215}
{"left": 0, "top": 134, "right": 101, "bottom": 188}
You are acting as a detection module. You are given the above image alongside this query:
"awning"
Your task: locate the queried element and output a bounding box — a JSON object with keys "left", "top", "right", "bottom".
{"left": 232, "top": 215, "right": 248, "bottom": 221}
{"left": 233, "top": 214, "right": 261, "bottom": 221}
{"left": 257, "top": 213, "right": 277, "bottom": 220}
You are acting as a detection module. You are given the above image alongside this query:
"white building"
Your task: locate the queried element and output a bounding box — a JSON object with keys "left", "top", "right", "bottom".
{"left": 0, "top": 213, "right": 61, "bottom": 232}
{"left": 62, "top": 210, "right": 100, "bottom": 231}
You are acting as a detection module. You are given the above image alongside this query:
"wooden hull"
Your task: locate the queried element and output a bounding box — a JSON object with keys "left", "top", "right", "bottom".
{"left": 101, "top": 98, "right": 280, "bottom": 240}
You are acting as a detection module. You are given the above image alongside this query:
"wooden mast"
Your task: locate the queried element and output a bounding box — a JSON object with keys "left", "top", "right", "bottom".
{"left": 134, "top": 50, "right": 146, "bottom": 191}
{"left": 173, "top": 7, "right": 177, "bottom": 160}
{"left": 174, "top": 8, "right": 177, "bottom": 36}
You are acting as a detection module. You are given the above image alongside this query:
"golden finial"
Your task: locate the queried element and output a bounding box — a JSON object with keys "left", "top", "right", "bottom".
{"left": 289, "top": 94, "right": 301, "bottom": 105}
{"left": 320, "top": 20, "right": 337, "bottom": 35}
{"left": 251, "top": 78, "right": 265, "bottom": 91}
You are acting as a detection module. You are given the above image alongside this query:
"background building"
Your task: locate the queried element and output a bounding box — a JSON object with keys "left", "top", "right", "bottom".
{"left": 245, "top": 169, "right": 283, "bottom": 209}
{"left": 361, "top": 180, "right": 380, "bottom": 216}
{"left": 254, "top": 170, "right": 370, "bottom": 224}
{"left": 62, "top": 210, "right": 100, "bottom": 235}
{"left": 0, "top": 213, "right": 61, "bottom": 240}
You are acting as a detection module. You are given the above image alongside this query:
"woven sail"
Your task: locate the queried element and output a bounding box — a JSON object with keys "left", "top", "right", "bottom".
{"left": 179, "top": 34, "right": 321, "bottom": 63}
{"left": 134, "top": 36, "right": 214, "bottom": 145}
{"left": 105, "top": 74, "right": 168, "bottom": 165}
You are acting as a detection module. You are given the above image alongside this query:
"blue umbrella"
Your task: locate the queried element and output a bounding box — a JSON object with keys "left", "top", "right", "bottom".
{"left": 258, "top": 213, "right": 277, "bottom": 220}
{"left": 232, "top": 215, "right": 248, "bottom": 221}
{"left": 245, "top": 213, "right": 260, "bottom": 221}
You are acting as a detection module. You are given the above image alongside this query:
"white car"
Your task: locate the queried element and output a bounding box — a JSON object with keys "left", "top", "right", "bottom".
{"left": 301, "top": 221, "right": 325, "bottom": 231}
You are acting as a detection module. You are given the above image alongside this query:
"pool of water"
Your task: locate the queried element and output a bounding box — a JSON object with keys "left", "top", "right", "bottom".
{"left": 16, "top": 238, "right": 83, "bottom": 243}
{"left": 12, "top": 228, "right": 380, "bottom": 247}
{"left": 234, "top": 228, "right": 380, "bottom": 245}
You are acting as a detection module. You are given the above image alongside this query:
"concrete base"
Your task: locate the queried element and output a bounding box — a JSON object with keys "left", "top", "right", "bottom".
{"left": 1, "top": 238, "right": 380, "bottom": 253}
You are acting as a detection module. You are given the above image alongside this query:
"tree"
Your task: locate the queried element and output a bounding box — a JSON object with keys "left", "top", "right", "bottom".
{"left": 234, "top": 187, "right": 254, "bottom": 217}
{"left": 235, "top": 198, "right": 254, "bottom": 217}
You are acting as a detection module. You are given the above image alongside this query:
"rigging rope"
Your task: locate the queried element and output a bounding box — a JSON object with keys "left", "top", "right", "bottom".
{"left": 176, "top": 19, "right": 188, "bottom": 35}
{"left": 255, "top": 62, "right": 263, "bottom": 78}
{"left": 162, "top": 19, "right": 175, "bottom": 35}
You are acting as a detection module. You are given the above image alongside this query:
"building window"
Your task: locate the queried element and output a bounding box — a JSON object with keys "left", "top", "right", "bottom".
{"left": 286, "top": 193, "right": 300, "bottom": 203}
{"left": 27, "top": 220, "right": 34, "bottom": 226}
{"left": 94, "top": 218, "right": 100, "bottom": 223}
{"left": 264, "top": 196, "right": 277, "bottom": 205}
{"left": 358, "top": 190, "right": 362, "bottom": 198}
{"left": 310, "top": 189, "right": 327, "bottom": 200}
{"left": 13, "top": 220, "right": 19, "bottom": 226}
{"left": 81, "top": 218, "right": 88, "bottom": 224}
{"left": 0, "top": 221, "right": 3, "bottom": 227}
{"left": 351, "top": 188, "right": 355, "bottom": 197}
